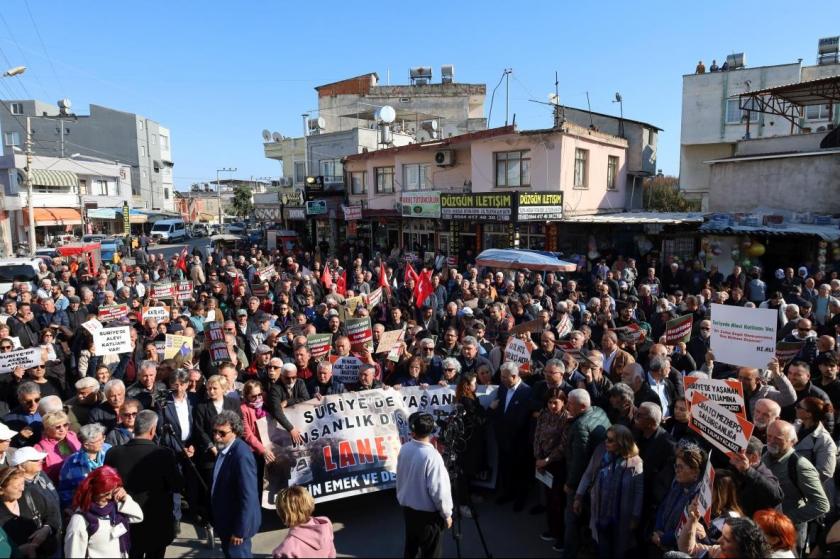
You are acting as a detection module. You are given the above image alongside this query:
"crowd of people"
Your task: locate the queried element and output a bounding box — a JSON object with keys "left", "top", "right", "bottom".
{"left": 1, "top": 238, "right": 840, "bottom": 558}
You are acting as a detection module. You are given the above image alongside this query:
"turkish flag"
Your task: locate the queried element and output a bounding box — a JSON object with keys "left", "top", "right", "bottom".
{"left": 176, "top": 246, "right": 188, "bottom": 273}
{"left": 232, "top": 271, "right": 242, "bottom": 295}
{"left": 413, "top": 269, "right": 434, "bottom": 309}
{"left": 321, "top": 266, "right": 333, "bottom": 290}
{"left": 336, "top": 270, "right": 347, "bottom": 296}
{"left": 405, "top": 263, "right": 418, "bottom": 283}
{"left": 378, "top": 262, "right": 391, "bottom": 295}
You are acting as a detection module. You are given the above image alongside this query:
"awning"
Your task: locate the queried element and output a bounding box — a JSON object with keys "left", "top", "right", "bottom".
{"left": 562, "top": 211, "right": 706, "bottom": 225}
{"left": 87, "top": 208, "right": 119, "bottom": 220}
{"left": 29, "top": 169, "right": 78, "bottom": 188}
{"left": 699, "top": 222, "right": 840, "bottom": 241}
{"left": 23, "top": 208, "right": 82, "bottom": 226}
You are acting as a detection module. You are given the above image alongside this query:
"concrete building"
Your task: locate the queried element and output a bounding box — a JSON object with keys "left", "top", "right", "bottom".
{"left": 0, "top": 154, "right": 133, "bottom": 255}
{"left": 0, "top": 100, "right": 175, "bottom": 212}
{"left": 680, "top": 40, "right": 840, "bottom": 209}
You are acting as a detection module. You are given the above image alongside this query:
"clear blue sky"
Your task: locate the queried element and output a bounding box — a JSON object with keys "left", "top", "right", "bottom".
{"left": 0, "top": 1, "right": 837, "bottom": 190}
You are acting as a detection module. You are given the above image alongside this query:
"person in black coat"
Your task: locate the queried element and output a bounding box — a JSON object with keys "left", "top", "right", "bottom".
{"left": 451, "top": 373, "right": 487, "bottom": 512}
{"left": 266, "top": 362, "right": 310, "bottom": 421}
{"left": 727, "top": 435, "right": 784, "bottom": 518}
{"left": 305, "top": 361, "right": 346, "bottom": 397}
{"left": 105, "top": 409, "right": 184, "bottom": 559}
{"left": 490, "top": 362, "right": 533, "bottom": 511}
{"left": 633, "top": 402, "right": 676, "bottom": 537}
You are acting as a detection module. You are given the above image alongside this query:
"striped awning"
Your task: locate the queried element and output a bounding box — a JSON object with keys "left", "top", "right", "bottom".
{"left": 29, "top": 169, "right": 78, "bottom": 188}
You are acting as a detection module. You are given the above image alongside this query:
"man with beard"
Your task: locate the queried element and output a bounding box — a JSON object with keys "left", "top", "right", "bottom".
{"left": 415, "top": 338, "right": 443, "bottom": 383}
{"left": 738, "top": 364, "right": 796, "bottom": 423}
{"left": 727, "top": 436, "right": 783, "bottom": 517}
{"left": 781, "top": 361, "right": 834, "bottom": 433}
{"left": 686, "top": 319, "right": 712, "bottom": 371}
{"left": 751, "top": 398, "right": 781, "bottom": 443}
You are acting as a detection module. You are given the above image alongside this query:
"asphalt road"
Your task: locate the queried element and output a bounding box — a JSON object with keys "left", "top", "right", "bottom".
{"left": 166, "top": 487, "right": 556, "bottom": 558}
{"left": 146, "top": 236, "right": 212, "bottom": 260}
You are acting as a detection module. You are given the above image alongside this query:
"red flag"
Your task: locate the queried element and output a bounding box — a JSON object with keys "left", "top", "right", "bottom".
{"left": 336, "top": 270, "right": 347, "bottom": 296}
{"left": 414, "top": 269, "right": 434, "bottom": 308}
{"left": 176, "top": 247, "right": 188, "bottom": 273}
{"left": 378, "top": 262, "right": 391, "bottom": 296}
{"left": 321, "top": 266, "right": 333, "bottom": 290}
{"left": 405, "top": 262, "right": 418, "bottom": 283}
{"left": 232, "top": 271, "right": 242, "bottom": 295}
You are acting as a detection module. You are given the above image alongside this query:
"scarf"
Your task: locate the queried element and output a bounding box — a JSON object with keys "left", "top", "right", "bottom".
{"left": 83, "top": 501, "right": 130, "bottom": 554}
{"left": 247, "top": 400, "right": 267, "bottom": 419}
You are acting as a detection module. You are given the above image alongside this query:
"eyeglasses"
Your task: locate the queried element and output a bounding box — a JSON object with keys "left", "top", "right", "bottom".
{"left": 269, "top": 365, "right": 282, "bottom": 370}
{"left": 212, "top": 429, "right": 232, "bottom": 436}
{"left": 53, "top": 423, "right": 70, "bottom": 430}
{"left": 0, "top": 345, "right": 12, "bottom": 350}
{"left": 121, "top": 412, "right": 138, "bottom": 418}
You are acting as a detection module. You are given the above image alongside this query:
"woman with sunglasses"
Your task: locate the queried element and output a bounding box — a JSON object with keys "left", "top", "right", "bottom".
{"left": 34, "top": 411, "right": 80, "bottom": 483}
{"left": 105, "top": 400, "right": 141, "bottom": 448}
{"left": 39, "top": 328, "right": 68, "bottom": 397}
{"left": 25, "top": 363, "right": 61, "bottom": 400}
{"left": 64, "top": 466, "right": 143, "bottom": 559}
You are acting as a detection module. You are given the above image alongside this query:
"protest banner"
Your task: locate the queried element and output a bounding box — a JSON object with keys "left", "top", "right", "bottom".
{"left": 151, "top": 282, "right": 175, "bottom": 300}
{"left": 205, "top": 321, "right": 225, "bottom": 343}
{"left": 164, "top": 334, "right": 194, "bottom": 360}
{"left": 0, "top": 347, "right": 42, "bottom": 374}
{"left": 366, "top": 288, "right": 382, "bottom": 310}
{"left": 98, "top": 304, "right": 129, "bottom": 323}
{"left": 776, "top": 341, "right": 805, "bottom": 366}
{"left": 376, "top": 329, "right": 405, "bottom": 354}
{"left": 251, "top": 283, "right": 269, "bottom": 298}
{"left": 345, "top": 296, "right": 365, "bottom": 318}
{"left": 257, "top": 265, "right": 275, "bottom": 282}
{"left": 710, "top": 303, "right": 777, "bottom": 369}
{"left": 504, "top": 337, "right": 531, "bottom": 372}
{"left": 81, "top": 319, "right": 102, "bottom": 336}
{"left": 332, "top": 356, "right": 363, "bottom": 384}
{"left": 93, "top": 326, "right": 132, "bottom": 356}
{"left": 346, "top": 317, "right": 373, "bottom": 351}
{"left": 209, "top": 341, "right": 231, "bottom": 364}
{"left": 142, "top": 305, "right": 170, "bottom": 322}
{"left": 665, "top": 314, "right": 693, "bottom": 344}
{"left": 684, "top": 376, "right": 746, "bottom": 417}
{"left": 175, "top": 281, "right": 194, "bottom": 302}
{"left": 510, "top": 319, "right": 545, "bottom": 336}
{"left": 307, "top": 333, "right": 333, "bottom": 362}
{"left": 613, "top": 323, "right": 646, "bottom": 344}
{"left": 688, "top": 392, "right": 754, "bottom": 457}
{"left": 262, "top": 389, "right": 404, "bottom": 505}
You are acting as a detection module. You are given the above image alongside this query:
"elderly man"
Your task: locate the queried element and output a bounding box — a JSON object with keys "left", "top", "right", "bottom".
{"left": 306, "top": 360, "right": 345, "bottom": 397}
{"left": 531, "top": 331, "right": 564, "bottom": 375}
{"left": 127, "top": 360, "right": 167, "bottom": 410}
{"left": 88, "top": 379, "right": 126, "bottom": 431}
{"left": 529, "top": 358, "right": 572, "bottom": 414}
{"left": 621, "top": 362, "right": 662, "bottom": 410}
{"left": 633, "top": 401, "right": 675, "bottom": 541}
{"left": 600, "top": 330, "right": 634, "bottom": 381}
{"left": 457, "top": 336, "right": 492, "bottom": 379}
{"left": 490, "top": 362, "right": 533, "bottom": 511}
{"left": 352, "top": 363, "right": 384, "bottom": 392}
{"left": 738, "top": 363, "right": 796, "bottom": 422}
{"left": 646, "top": 356, "right": 683, "bottom": 418}
{"left": 752, "top": 398, "right": 782, "bottom": 443}
{"left": 763, "top": 419, "right": 829, "bottom": 554}
{"left": 64, "top": 377, "right": 104, "bottom": 432}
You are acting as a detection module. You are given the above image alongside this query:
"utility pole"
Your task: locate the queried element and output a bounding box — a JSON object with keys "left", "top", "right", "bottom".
{"left": 24, "top": 117, "right": 35, "bottom": 255}
{"left": 216, "top": 167, "right": 236, "bottom": 226}
{"left": 504, "top": 69, "right": 512, "bottom": 126}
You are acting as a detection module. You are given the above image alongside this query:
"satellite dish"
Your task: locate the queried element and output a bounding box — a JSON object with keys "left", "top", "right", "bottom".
{"left": 548, "top": 93, "right": 559, "bottom": 105}
{"left": 58, "top": 98, "right": 72, "bottom": 110}
{"left": 377, "top": 105, "right": 396, "bottom": 124}
{"left": 272, "top": 132, "right": 283, "bottom": 142}
{"left": 262, "top": 129, "right": 272, "bottom": 142}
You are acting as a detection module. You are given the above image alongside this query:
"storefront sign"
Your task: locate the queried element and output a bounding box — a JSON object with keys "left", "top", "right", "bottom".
{"left": 515, "top": 192, "right": 564, "bottom": 221}
{"left": 400, "top": 192, "right": 441, "bottom": 219}
{"left": 88, "top": 208, "right": 117, "bottom": 220}
{"left": 122, "top": 202, "right": 130, "bottom": 236}
{"left": 342, "top": 205, "right": 362, "bottom": 221}
{"left": 440, "top": 193, "right": 513, "bottom": 222}
{"left": 287, "top": 208, "right": 306, "bottom": 220}
{"left": 306, "top": 200, "right": 327, "bottom": 216}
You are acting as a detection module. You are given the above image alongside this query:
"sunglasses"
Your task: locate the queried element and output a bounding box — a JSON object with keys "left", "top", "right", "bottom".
{"left": 212, "top": 429, "right": 232, "bottom": 436}
{"left": 23, "top": 397, "right": 41, "bottom": 405}
{"left": 0, "top": 346, "right": 12, "bottom": 350}
{"left": 121, "top": 412, "right": 138, "bottom": 417}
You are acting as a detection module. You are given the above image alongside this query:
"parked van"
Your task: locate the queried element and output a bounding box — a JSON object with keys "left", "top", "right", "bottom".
{"left": 0, "top": 258, "right": 44, "bottom": 296}
{"left": 150, "top": 219, "right": 187, "bottom": 243}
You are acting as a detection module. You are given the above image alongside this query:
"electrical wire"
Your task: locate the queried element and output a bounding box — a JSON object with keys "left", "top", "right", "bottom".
{"left": 0, "top": 8, "right": 47, "bottom": 100}
{"left": 486, "top": 70, "right": 508, "bottom": 128}
{"left": 22, "top": 0, "right": 65, "bottom": 94}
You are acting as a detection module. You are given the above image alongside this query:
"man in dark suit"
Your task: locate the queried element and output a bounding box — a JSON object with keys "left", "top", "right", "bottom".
{"left": 211, "top": 410, "right": 261, "bottom": 558}
{"left": 633, "top": 401, "right": 676, "bottom": 551}
{"left": 105, "top": 410, "right": 184, "bottom": 559}
{"left": 490, "top": 361, "right": 533, "bottom": 511}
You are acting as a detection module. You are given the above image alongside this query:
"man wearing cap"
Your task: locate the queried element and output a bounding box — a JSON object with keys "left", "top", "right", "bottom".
{"left": 64, "top": 377, "right": 105, "bottom": 432}
{"left": 246, "top": 344, "right": 272, "bottom": 382}
{"left": 248, "top": 312, "right": 272, "bottom": 356}
{"left": 531, "top": 331, "right": 564, "bottom": 376}
{"left": 12, "top": 445, "right": 61, "bottom": 547}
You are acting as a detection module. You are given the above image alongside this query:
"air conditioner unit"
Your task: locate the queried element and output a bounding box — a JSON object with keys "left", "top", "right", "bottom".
{"left": 277, "top": 177, "right": 293, "bottom": 187}
{"left": 434, "top": 149, "right": 455, "bottom": 167}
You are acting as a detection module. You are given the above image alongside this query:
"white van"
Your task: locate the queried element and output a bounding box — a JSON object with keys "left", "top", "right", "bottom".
{"left": 0, "top": 258, "right": 44, "bottom": 296}
{"left": 150, "top": 219, "right": 187, "bottom": 243}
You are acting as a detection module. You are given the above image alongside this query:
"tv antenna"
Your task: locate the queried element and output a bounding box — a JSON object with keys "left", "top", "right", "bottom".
{"left": 527, "top": 70, "right": 565, "bottom": 128}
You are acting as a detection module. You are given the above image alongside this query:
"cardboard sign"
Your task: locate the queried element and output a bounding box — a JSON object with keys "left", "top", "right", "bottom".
{"left": 612, "top": 323, "right": 646, "bottom": 344}
{"left": 151, "top": 282, "right": 175, "bottom": 300}
{"left": 711, "top": 304, "right": 777, "bottom": 369}
{"left": 164, "top": 334, "right": 194, "bottom": 360}
{"left": 251, "top": 283, "right": 269, "bottom": 298}
{"left": 93, "top": 326, "right": 132, "bottom": 355}
{"left": 98, "top": 304, "right": 130, "bottom": 323}
{"left": 0, "top": 347, "right": 42, "bottom": 374}
{"left": 346, "top": 317, "right": 373, "bottom": 350}
{"left": 175, "top": 281, "right": 194, "bottom": 302}
{"left": 684, "top": 376, "right": 746, "bottom": 417}
{"left": 776, "top": 341, "right": 805, "bottom": 366}
{"left": 688, "top": 392, "right": 754, "bottom": 458}
{"left": 307, "top": 333, "right": 333, "bottom": 362}
{"left": 205, "top": 321, "right": 226, "bottom": 343}
{"left": 665, "top": 314, "right": 693, "bottom": 344}
{"left": 376, "top": 329, "right": 406, "bottom": 354}
{"left": 345, "top": 296, "right": 365, "bottom": 317}
{"left": 257, "top": 265, "right": 275, "bottom": 282}
{"left": 209, "top": 341, "right": 232, "bottom": 365}
{"left": 332, "top": 355, "right": 363, "bottom": 384}
{"left": 367, "top": 287, "right": 383, "bottom": 310}
{"left": 504, "top": 337, "right": 531, "bottom": 372}
{"left": 142, "top": 305, "right": 170, "bottom": 323}
{"left": 81, "top": 319, "right": 102, "bottom": 336}
{"left": 511, "top": 319, "right": 546, "bottom": 336}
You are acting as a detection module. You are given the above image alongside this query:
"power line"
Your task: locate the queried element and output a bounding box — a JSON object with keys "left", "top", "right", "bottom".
{"left": 0, "top": 8, "right": 48, "bottom": 99}
{"left": 22, "top": 0, "right": 65, "bottom": 94}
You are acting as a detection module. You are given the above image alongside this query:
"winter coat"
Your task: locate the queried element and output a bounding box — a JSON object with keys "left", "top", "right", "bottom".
{"left": 272, "top": 516, "right": 336, "bottom": 558}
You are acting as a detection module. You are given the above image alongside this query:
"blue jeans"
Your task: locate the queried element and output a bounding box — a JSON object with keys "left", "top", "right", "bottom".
{"left": 221, "top": 536, "right": 252, "bottom": 558}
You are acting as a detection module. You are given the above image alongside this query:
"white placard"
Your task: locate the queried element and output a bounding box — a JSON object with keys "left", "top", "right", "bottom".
{"left": 0, "top": 347, "right": 42, "bottom": 374}
{"left": 710, "top": 303, "right": 777, "bottom": 369}
{"left": 82, "top": 319, "right": 103, "bottom": 336}
{"left": 93, "top": 326, "right": 132, "bottom": 355}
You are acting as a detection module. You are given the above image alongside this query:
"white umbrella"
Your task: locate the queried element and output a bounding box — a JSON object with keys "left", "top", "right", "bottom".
{"left": 475, "top": 249, "right": 577, "bottom": 272}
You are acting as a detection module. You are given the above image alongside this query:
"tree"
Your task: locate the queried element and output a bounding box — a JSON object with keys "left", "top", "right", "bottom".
{"left": 642, "top": 175, "right": 700, "bottom": 212}
{"left": 231, "top": 184, "right": 253, "bottom": 218}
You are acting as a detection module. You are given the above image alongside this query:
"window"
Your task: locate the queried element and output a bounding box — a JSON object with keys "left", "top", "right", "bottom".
{"left": 151, "top": 134, "right": 156, "bottom": 145}
{"left": 138, "top": 121, "right": 144, "bottom": 131}
{"left": 95, "top": 180, "right": 108, "bottom": 196}
{"left": 805, "top": 104, "right": 831, "bottom": 120}
{"left": 350, "top": 171, "right": 367, "bottom": 195}
{"left": 607, "top": 156, "right": 619, "bottom": 190}
{"left": 725, "top": 98, "right": 759, "bottom": 124}
{"left": 3, "top": 132, "right": 20, "bottom": 147}
{"left": 574, "top": 148, "right": 588, "bottom": 188}
{"left": 10, "top": 103, "right": 23, "bottom": 115}
{"left": 293, "top": 161, "right": 306, "bottom": 184}
{"left": 403, "top": 164, "right": 432, "bottom": 191}
{"left": 319, "top": 159, "right": 343, "bottom": 179}
{"left": 375, "top": 167, "right": 395, "bottom": 193}
{"left": 142, "top": 170, "right": 148, "bottom": 179}
{"left": 160, "top": 135, "right": 169, "bottom": 149}
{"left": 495, "top": 150, "right": 530, "bottom": 187}
{"left": 140, "top": 145, "right": 146, "bottom": 157}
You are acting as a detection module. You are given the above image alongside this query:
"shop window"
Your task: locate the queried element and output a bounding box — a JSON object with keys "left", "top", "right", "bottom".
{"left": 403, "top": 164, "right": 432, "bottom": 191}
{"left": 375, "top": 167, "right": 395, "bottom": 194}
{"left": 662, "top": 237, "right": 696, "bottom": 264}
{"left": 519, "top": 223, "right": 546, "bottom": 250}
{"left": 574, "top": 149, "right": 588, "bottom": 188}
{"left": 495, "top": 150, "right": 530, "bottom": 187}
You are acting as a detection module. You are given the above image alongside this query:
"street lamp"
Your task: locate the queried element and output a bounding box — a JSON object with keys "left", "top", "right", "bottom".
{"left": 3, "top": 66, "right": 25, "bottom": 77}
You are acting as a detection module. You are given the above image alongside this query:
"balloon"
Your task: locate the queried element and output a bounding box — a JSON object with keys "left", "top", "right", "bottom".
{"left": 748, "top": 243, "right": 765, "bottom": 257}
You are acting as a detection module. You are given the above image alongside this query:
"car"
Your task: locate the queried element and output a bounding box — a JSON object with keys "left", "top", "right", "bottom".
{"left": 35, "top": 248, "right": 60, "bottom": 259}
{"left": 150, "top": 219, "right": 187, "bottom": 243}
{"left": 100, "top": 237, "right": 125, "bottom": 263}
{"left": 226, "top": 222, "right": 245, "bottom": 235}
{"left": 81, "top": 234, "right": 107, "bottom": 244}
{"left": 0, "top": 257, "right": 45, "bottom": 296}
{"left": 191, "top": 224, "right": 208, "bottom": 238}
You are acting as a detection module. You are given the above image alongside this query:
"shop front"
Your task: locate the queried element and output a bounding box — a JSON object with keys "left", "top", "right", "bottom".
{"left": 21, "top": 207, "right": 82, "bottom": 246}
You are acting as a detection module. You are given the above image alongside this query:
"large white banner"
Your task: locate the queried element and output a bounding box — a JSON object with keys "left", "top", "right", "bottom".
{"left": 710, "top": 303, "right": 777, "bottom": 369}
{"left": 0, "top": 347, "right": 42, "bottom": 374}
